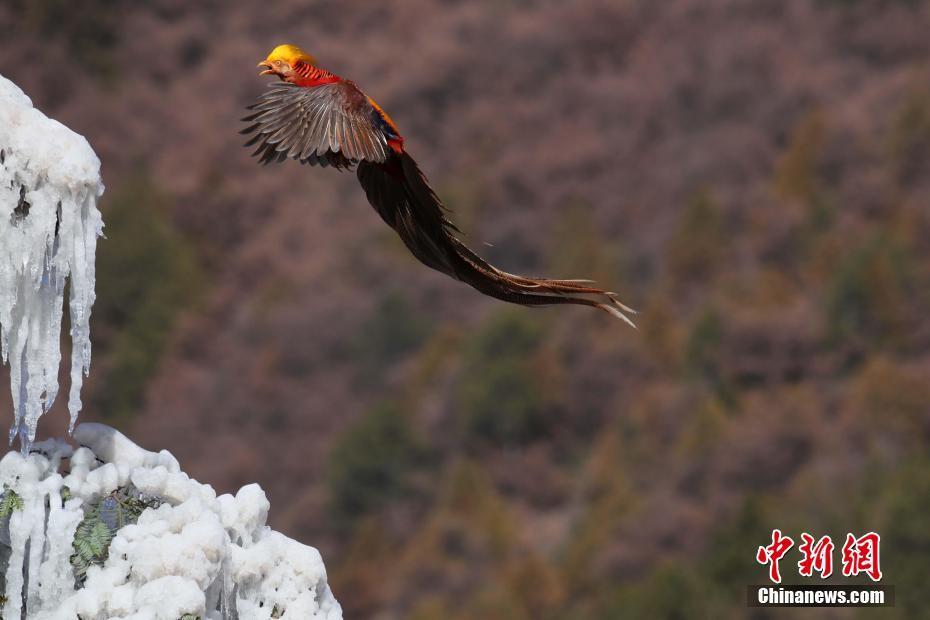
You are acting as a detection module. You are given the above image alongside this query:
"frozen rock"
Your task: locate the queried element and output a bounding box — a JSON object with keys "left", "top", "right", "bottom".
{"left": 0, "top": 423, "right": 341, "bottom": 619}
{"left": 0, "top": 74, "right": 104, "bottom": 451}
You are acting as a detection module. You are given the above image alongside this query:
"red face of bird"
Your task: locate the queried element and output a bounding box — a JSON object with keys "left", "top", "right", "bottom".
{"left": 257, "top": 44, "right": 317, "bottom": 82}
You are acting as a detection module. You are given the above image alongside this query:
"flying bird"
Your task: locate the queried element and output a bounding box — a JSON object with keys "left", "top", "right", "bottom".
{"left": 242, "top": 44, "right": 635, "bottom": 324}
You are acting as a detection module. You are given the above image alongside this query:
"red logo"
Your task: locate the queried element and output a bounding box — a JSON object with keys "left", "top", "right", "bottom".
{"left": 841, "top": 532, "right": 882, "bottom": 582}
{"left": 757, "top": 530, "right": 881, "bottom": 583}
{"left": 798, "top": 533, "right": 834, "bottom": 578}
{"left": 756, "top": 529, "right": 794, "bottom": 584}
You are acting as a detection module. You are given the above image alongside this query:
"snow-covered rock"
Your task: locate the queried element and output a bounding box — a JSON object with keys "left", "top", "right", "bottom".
{"left": 0, "top": 74, "right": 104, "bottom": 450}
{"left": 0, "top": 423, "right": 342, "bottom": 619}
{"left": 0, "top": 73, "right": 340, "bottom": 620}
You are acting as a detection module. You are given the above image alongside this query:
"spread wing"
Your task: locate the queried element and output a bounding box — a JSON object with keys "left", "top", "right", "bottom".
{"left": 241, "top": 81, "right": 397, "bottom": 167}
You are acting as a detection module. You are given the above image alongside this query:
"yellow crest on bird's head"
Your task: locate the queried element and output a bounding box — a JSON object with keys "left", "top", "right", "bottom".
{"left": 263, "top": 44, "right": 316, "bottom": 66}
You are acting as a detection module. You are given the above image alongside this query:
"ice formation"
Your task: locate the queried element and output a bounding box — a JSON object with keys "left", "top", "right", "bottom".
{"left": 0, "top": 74, "right": 104, "bottom": 450}
{"left": 0, "top": 423, "right": 342, "bottom": 619}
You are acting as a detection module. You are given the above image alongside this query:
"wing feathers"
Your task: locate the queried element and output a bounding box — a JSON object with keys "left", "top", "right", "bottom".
{"left": 241, "top": 81, "right": 392, "bottom": 168}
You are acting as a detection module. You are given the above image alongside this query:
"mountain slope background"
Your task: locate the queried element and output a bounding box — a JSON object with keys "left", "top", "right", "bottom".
{"left": 2, "top": 1, "right": 930, "bottom": 617}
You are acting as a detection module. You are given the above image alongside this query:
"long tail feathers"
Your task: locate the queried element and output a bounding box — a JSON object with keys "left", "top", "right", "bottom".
{"left": 356, "top": 152, "right": 636, "bottom": 326}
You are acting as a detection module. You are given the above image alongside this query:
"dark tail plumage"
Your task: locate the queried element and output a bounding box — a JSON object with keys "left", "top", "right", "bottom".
{"left": 357, "top": 152, "right": 635, "bottom": 325}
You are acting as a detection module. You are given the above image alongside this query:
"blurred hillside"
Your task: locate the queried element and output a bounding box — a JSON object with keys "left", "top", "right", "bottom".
{"left": 2, "top": 0, "right": 930, "bottom": 617}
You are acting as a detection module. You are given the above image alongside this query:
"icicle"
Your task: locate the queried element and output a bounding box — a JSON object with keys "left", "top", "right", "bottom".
{"left": 0, "top": 75, "right": 104, "bottom": 451}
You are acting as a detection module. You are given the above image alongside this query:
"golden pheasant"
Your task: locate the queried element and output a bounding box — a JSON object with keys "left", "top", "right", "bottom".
{"left": 242, "top": 44, "right": 634, "bottom": 324}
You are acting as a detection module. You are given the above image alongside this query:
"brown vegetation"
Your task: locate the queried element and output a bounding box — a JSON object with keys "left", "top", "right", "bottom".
{"left": 2, "top": 0, "right": 929, "bottom": 616}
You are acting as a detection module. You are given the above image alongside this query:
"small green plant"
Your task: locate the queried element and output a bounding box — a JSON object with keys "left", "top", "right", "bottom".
{"left": 71, "top": 519, "right": 113, "bottom": 581}
{"left": 0, "top": 486, "right": 23, "bottom": 518}
{"left": 70, "top": 485, "right": 163, "bottom": 583}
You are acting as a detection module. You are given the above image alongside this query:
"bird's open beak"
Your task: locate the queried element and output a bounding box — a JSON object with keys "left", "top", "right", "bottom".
{"left": 257, "top": 61, "right": 274, "bottom": 76}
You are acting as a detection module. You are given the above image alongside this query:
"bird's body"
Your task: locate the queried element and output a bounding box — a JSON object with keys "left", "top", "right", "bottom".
{"left": 242, "top": 44, "right": 634, "bottom": 324}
